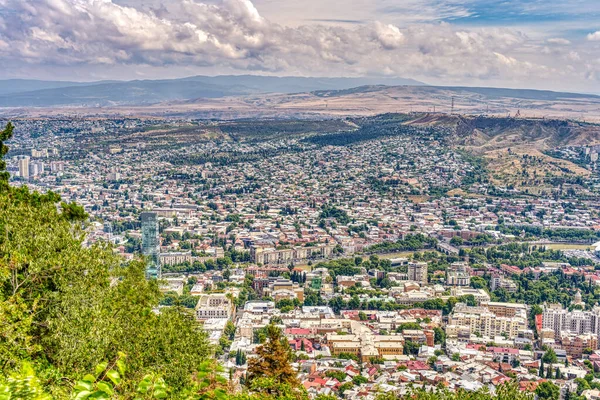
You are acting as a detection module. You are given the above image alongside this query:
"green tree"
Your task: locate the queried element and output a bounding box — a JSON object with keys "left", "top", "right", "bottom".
{"left": 246, "top": 325, "right": 301, "bottom": 397}
{"left": 0, "top": 186, "right": 211, "bottom": 395}
{"left": 433, "top": 327, "right": 446, "bottom": 345}
{"left": 224, "top": 320, "right": 236, "bottom": 340}
{"left": 0, "top": 122, "right": 14, "bottom": 190}
{"left": 535, "top": 381, "right": 560, "bottom": 400}
{"left": 542, "top": 348, "right": 558, "bottom": 364}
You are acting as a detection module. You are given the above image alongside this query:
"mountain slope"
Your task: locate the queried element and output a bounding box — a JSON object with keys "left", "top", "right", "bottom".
{"left": 0, "top": 75, "right": 425, "bottom": 107}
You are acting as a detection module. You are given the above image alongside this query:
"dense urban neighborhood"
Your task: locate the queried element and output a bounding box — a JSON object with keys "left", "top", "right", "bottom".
{"left": 3, "top": 115, "right": 600, "bottom": 399}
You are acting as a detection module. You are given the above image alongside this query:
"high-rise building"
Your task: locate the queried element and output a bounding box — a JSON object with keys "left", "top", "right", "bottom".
{"left": 141, "top": 212, "right": 160, "bottom": 279}
{"left": 407, "top": 262, "right": 428, "bottom": 284}
{"left": 29, "top": 161, "right": 44, "bottom": 177}
{"left": 446, "top": 262, "right": 471, "bottom": 286}
{"left": 50, "top": 161, "right": 65, "bottom": 173}
{"left": 448, "top": 302, "right": 528, "bottom": 339}
{"left": 18, "top": 156, "right": 30, "bottom": 179}
{"left": 542, "top": 304, "right": 600, "bottom": 337}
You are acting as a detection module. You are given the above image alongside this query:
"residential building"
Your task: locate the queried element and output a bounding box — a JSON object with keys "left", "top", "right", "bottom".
{"left": 407, "top": 262, "right": 428, "bottom": 284}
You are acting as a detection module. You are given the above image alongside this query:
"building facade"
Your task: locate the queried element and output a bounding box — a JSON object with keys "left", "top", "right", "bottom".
{"left": 407, "top": 262, "right": 428, "bottom": 284}
{"left": 141, "top": 212, "right": 161, "bottom": 279}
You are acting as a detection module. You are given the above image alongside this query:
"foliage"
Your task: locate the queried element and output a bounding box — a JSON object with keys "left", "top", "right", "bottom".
{"left": 364, "top": 234, "right": 437, "bottom": 254}
{"left": 0, "top": 122, "right": 14, "bottom": 189}
{"left": 71, "top": 354, "right": 168, "bottom": 399}
{"left": 0, "top": 183, "right": 211, "bottom": 396}
{"left": 376, "top": 382, "right": 533, "bottom": 400}
{"left": 542, "top": 348, "right": 558, "bottom": 364}
{"left": 535, "top": 381, "right": 560, "bottom": 400}
{"left": 246, "top": 325, "right": 301, "bottom": 398}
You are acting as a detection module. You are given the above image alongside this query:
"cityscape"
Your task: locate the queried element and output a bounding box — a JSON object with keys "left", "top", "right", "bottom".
{"left": 2, "top": 113, "right": 600, "bottom": 399}
{"left": 3, "top": 0, "right": 600, "bottom": 399}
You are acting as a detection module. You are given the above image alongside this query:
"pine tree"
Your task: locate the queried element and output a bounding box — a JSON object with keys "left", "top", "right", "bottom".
{"left": 246, "top": 324, "right": 300, "bottom": 395}
{"left": 539, "top": 359, "right": 545, "bottom": 377}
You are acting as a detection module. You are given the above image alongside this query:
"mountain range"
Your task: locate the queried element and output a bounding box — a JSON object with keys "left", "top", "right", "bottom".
{"left": 0, "top": 75, "right": 424, "bottom": 107}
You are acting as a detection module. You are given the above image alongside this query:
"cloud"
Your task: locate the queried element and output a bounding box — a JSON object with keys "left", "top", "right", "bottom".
{"left": 0, "top": 0, "right": 593, "bottom": 90}
{"left": 588, "top": 31, "right": 600, "bottom": 41}
{"left": 373, "top": 22, "right": 405, "bottom": 49}
{"left": 547, "top": 38, "right": 571, "bottom": 45}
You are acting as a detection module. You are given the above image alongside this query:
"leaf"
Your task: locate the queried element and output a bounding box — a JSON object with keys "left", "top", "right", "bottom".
{"left": 88, "top": 391, "right": 109, "bottom": 400}
{"left": 153, "top": 389, "right": 168, "bottom": 399}
{"left": 96, "top": 382, "right": 113, "bottom": 396}
{"left": 74, "top": 381, "right": 93, "bottom": 391}
{"left": 74, "top": 390, "right": 92, "bottom": 400}
{"left": 116, "top": 359, "right": 126, "bottom": 376}
{"left": 106, "top": 370, "right": 121, "bottom": 386}
{"left": 82, "top": 374, "right": 96, "bottom": 384}
{"left": 137, "top": 375, "right": 152, "bottom": 393}
{"left": 94, "top": 362, "right": 108, "bottom": 378}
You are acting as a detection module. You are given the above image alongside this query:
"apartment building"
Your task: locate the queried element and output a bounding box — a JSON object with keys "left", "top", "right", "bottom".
{"left": 560, "top": 333, "right": 598, "bottom": 359}
{"left": 542, "top": 304, "right": 600, "bottom": 337}
{"left": 407, "top": 262, "right": 428, "bottom": 284}
{"left": 448, "top": 302, "right": 528, "bottom": 339}
{"left": 446, "top": 262, "right": 471, "bottom": 286}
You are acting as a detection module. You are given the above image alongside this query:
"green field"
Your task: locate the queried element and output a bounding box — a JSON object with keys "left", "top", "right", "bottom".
{"left": 540, "top": 243, "right": 594, "bottom": 251}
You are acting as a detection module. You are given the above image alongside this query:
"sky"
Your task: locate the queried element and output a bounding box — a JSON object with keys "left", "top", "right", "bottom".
{"left": 1, "top": 0, "right": 600, "bottom": 92}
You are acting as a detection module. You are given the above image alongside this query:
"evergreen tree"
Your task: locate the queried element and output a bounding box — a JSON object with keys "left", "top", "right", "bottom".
{"left": 246, "top": 324, "right": 301, "bottom": 397}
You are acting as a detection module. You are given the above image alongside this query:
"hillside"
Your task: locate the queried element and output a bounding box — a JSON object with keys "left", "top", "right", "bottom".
{"left": 0, "top": 75, "right": 424, "bottom": 107}
{"left": 6, "top": 83, "right": 599, "bottom": 123}
{"left": 407, "top": 114, "right": 600, "bottom": 191}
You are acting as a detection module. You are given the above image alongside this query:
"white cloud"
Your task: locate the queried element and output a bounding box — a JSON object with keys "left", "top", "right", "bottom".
{"left": 373, "top": 22, "right": 405, "bottom": 50}
{"left": 547, "top": 38, "right": 571, "bottom": 45}
{"left": 0, "top": 0, "right": 594, "bottom": 90}
{"left": 588, "top": 31, "right": 600, "bottom": 41}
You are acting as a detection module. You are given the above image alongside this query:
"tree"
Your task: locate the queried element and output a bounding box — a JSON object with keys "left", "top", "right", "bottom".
{"left": 0, "top": 185, "right": 211, "bottom": 395}
{"left": 352, "top": 375, "right": 368, "bottom": 385}
{"left": 433, "top": 327, "right": 446, "bottom": 345}
{"left": 535, "top": 381, "right": 560, "bottom": 400}
{"left": 542, "top": 348, "right": 558, "bottom": 364}
{"left": 348, "top": 296, "right": 361, "bottom": 309}
{"left": 375, "top": 382, "right": 533, "bottom": 400}
{"left": 224, "top": 320, "right": 236, "bottom": 340}
{"left": 0, "top": 122, "right": 14, "bottom": 190}
{"left": 246, "top": 324, "right": 300, "bottom": 397}
{"left": 450, "top": 236, "right": 463, "bottom": 246}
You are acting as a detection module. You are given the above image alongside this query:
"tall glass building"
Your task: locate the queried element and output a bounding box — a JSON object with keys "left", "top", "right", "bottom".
{"left": 141, "top": 212, "right": 160, "bottom": 279}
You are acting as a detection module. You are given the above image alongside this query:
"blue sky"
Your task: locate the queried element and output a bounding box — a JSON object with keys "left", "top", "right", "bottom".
{"left": 1, "top": 0, "right": 600, "bottom": 92}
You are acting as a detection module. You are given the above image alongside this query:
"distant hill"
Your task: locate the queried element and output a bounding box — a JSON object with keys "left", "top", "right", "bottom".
{"left": 0, "top": 75, "right": 425, "bottom": 107}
